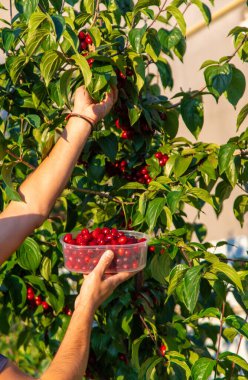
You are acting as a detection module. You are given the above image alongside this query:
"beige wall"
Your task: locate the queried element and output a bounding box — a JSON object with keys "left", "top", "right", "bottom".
{"left": 1, "top": 0, "right": 247, "bottom": 240}
{"left": 157, "top": 0, "right": 248, "bottom": 240}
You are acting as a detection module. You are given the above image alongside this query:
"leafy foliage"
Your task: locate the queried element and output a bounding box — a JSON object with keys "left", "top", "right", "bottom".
{"left": 0, "top": 0, "right": 248, "bottom": 379}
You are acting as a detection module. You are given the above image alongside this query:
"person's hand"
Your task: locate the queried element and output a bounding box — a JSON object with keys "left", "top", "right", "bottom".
{"left": 72, "top": 86, "right": 118, "bottom": 125}
{"left": 74, "top": 250, "right": 136, "bottom": 314}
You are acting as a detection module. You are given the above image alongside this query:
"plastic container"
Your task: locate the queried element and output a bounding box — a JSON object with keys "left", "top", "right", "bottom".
{"left": 60, "top": 230, "right": 148, "bottom": 274}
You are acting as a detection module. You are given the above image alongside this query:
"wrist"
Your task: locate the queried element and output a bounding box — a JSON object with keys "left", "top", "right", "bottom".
{"left": 72, "top": 109, "right": 98, "bottom": 125}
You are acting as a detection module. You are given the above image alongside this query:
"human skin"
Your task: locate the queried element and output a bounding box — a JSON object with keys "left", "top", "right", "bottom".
{"left": 0, "top": 86, "right": 137, "bottom": 379}
{"left": 0, "top": 86, "right": 118, "bottom": 265}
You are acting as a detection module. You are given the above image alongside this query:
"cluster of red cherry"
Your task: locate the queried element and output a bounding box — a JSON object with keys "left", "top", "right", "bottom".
{"left": 106, "top": 160, "right": 152, "bottom": 184}
{"left": 26, "top": 286, "right": 51, "bottom": 312}
{"left": 78, "top": 30, "right": 94, "bottom": 67}
{"left": 154, "top": 151, "right": 169, "bottom": 166}
{"left": 115, "top": 118, "right": 134, "bottom": 139}
{"left": 62, "top": 228, "right": 147, "bottom": 273}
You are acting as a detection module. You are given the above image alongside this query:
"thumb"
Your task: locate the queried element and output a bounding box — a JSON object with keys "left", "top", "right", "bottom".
{"left": 95, "top": 250, "right": 114, "bottom": 277}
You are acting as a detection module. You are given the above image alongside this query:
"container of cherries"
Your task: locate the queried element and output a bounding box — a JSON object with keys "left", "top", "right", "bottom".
{"left": 60, "top": 227, "right": 148, "bottom": 274}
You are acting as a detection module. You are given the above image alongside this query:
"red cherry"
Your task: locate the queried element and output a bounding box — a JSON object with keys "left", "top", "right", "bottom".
{"left": 119, "top": 71, "right": 126, "bottom": 80}
{"left": 92, "top": 227, "right": 102, "bottom": 239}
{"left": 138, "top": 238, "right": 146, "bottom": 243}
{"left": 81, "top": 228, "right": 89, "bottom": 235}
{"left": 121, "top": 130, "right": 132, "bottom": 139}
{"left": 162, "top": 154, "right": 169, "bottom": 164}
{"left": 154, "top": 152, "right": 162, "bottom": 159}
{"left": 118, "top": 235, "right": 128, "bottom": 244}
{"left": 146, "top": 177, "right": 152, "bottom": 184}
{"left": 27, "top": 293, "right": 34, "bottom": 301}
{"left": 126, "top": 67, "right": 134, "bottom": 76}
{"left": 27, "top": 287, "right": 34, "bottom": 295}
{"left": 64, "top": 233, "right": 73, "bottom": 243}
{"left": 67, "top": 309, "right": 73, "bottom": 316}
{"left": 42, "top": 301, "right": 50, "bottom": 310}
{"left": 87, "top": 58, "right": 94, "bottom": 68}
{"left": 159, "top": 158, "right": 166, "bottom": 167}
{"left": 35, "top": 295, "right": 42, "bottom": 306}
{"left": 80, "top": 41, "right": 88, "bottom": 50}
{"left": 78, "top": 31, "right": 86, "bottom": 40}
{"left": 149, "top": 245, "right": 155, "bottom": 252}
{"left": 85, "top": 34, "right": 93, "bottom": 45}
{"left": 132, "top": 260, "right": 139, "bottom": 269}
{"left": 115, "top": 119, "right": 122, "bottom": 129}
{"left": 160, "top": 344, "right": 167, "bottom": 356}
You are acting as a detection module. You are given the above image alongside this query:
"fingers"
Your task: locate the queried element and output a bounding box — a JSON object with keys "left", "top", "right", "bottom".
{"left": 94, "top": 250, "right": 114, "bottom": 278}
{"left": 105, "top": 271, "right": 137, "bottom": 289}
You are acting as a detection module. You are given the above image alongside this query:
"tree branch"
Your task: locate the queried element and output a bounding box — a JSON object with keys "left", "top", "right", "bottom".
{"left": 71, "top": 186, "right": 134, "bottom": 205}
{"left": 6, "top": 149, "right": 36, "bottom": 170}
{"left": 214, "top": 299, "right": 226, "bottom": 379}
{"left": 147, "top": 0, "right": 168, "bottom": 30}
{"left": 90, "top": 0, "right": 101, "bottom": 27}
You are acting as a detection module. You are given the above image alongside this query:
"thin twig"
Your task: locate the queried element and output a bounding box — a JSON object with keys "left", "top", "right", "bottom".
{"left": 214, "top": 300, "right": 226, "bottom": 379}
{"left": 9, "top": 0, "right": 12, "bottom": 23}
{"left": 236, "top": 183, "right": 248, "bottom": 194}
{"left": 229, "top": 314, "right": 248, "bottom": 379}
{"left": 90, "top": 0, "right": 100, "bottom": 27}
{"left": 147, "top": 0, "right": 168, "bottom": 30}
{"left": 71, "top": 186, "right": 134, "bottom": 205}
{"left": 179, "top": 247, "right": 193, "bottom": 267}
{"left": 6, "top": 149, "right": 36, "bottom": 170}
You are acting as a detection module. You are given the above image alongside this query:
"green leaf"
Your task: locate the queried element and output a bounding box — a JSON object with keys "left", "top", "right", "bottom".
{"left": 1, "top": 162, "right": 22, "bottom": 201}
{"left": 40, "top": 50, "right": 64, "bottom": 87}
{"left": 2, "top": 28, "right": 15, "bottom": 51}
{"left": 150, "top": 253, "right": 172, "bottom": 284}
{"left": 63, "top": 26, "right": 79, "bottom": 52}
{"left": 182, "top": 265, "right": 203, "bottom": 313}
{"left": 97, "top": 133, "right": 118, "bottom": 161}
{"left": 144, "top": 29, "right": 161, "bottom": 62}
{"left": 233, "top": 195, "right": 248, "bottom": 227}
{"left": 28, "top": 9, "right": 49, "bottom": 31}
{"left": 218, "top": 143, "right": 236, "bottom": 175}
{"left": 156, "top": 57, "right": 173, "bottom": 89}
{"left": 16, "top": 0, "right": 39, "bottom": 20}
{"left": 191, "top": 0, "right": 211, "bottom": 25}
{"left": 47, "top": 283, "right": 65, "bottom": 314}
{"left": 89, "top": 26, "right": 101, "bottom": 47}
{"left": 167, "top": 190, "right": 182, "bottom": 214}
{"left": 187, "top": 187, "right": 214, "bottom": 207}
{"left": 166, "top": 6, "right": 186, "bottom": 36}
{"left": 4, "top": 275, "right": 26, "bottom": 309}
{"left": 211, "top": 262, "right": 243, "bottom": 291}
{"left": 17, "top": 237, "right": 42, "bottom": 272}
{"left": 204, "top": 64, "right": 233, "bottom": 98}
{"left": 225, "top": 66, "right": 246, "bottom": 107}
{"left": 225, "top": 315, "right": 248, "bottom": 339}
{"left": 181, "top": 95, "right": 204, "bottom": 139}
{"left": 6, "top": 55, "right": 28, "bottom": 84}
{"left": 51, "top": 14, "right": 66, "bottom": 41}
{"left": 128, "top": 105, "right": 142, "bottom": 125}
{"left": 219, "top": 352, "right": 248, "bottom": 371}
{"left": 50, "top": 0, "right": 62, "bottom": 12}
{"left": 191, "top": 357, "right": 216, "bottom": 380}
{"left": 138, "top": 356, "right": 163, "bottom": 380}
{"left": 60, "top": 68, "right": 75, "bottom": 106}
{"left": 119, "top": 182, "right": 146, "bottom": 190}
{"left": 25, "top": 114, "right": 41, "bottom": 128}
{"left": 174, "top": 156, "right": 192, "bottom": 177}
{"left": 133, "top": 0, "right": 160, "bottom": 15}
{"left": 40, "top": 257, "right": 52, "bottom": 281}
{"left": 236, "top": 103, "right": 248, "bottom": 131}
{"left": 169, "top": 352, "right": 191, "bottom": 379}
{"left": 146, "top": 197, "right": 166, "bottom": 231}
{"left": 71, "top": 53, "right": 92, "bottom": 88}
{"left": 166, "top": 264, "right": 188, "bottom": 299}
{"left": 131, "top": 335, "right": 147, "bottom": 370}
{"left": 83, "top": 0, "right": 95, "bottom": 14}
{"left": 129, "top": 26, "right": 146, "bottom": 53}
{"left": 26, "top": 26, "right": 51, "bottom": 56}
{"left": 128, "top": 51, "right": 145, "bottom": 92}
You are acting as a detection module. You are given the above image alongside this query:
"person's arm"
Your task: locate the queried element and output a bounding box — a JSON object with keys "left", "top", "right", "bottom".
{"left": 0, "top": 87, "right": 118, "bottom": 264}
{"left": 0, "top": 251, "right": 135, "bottom": 380}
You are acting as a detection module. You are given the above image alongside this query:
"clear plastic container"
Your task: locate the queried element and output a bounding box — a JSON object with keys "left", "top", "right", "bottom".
{"left": 60, "top": 230, "right": 148, "bottom": 274}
